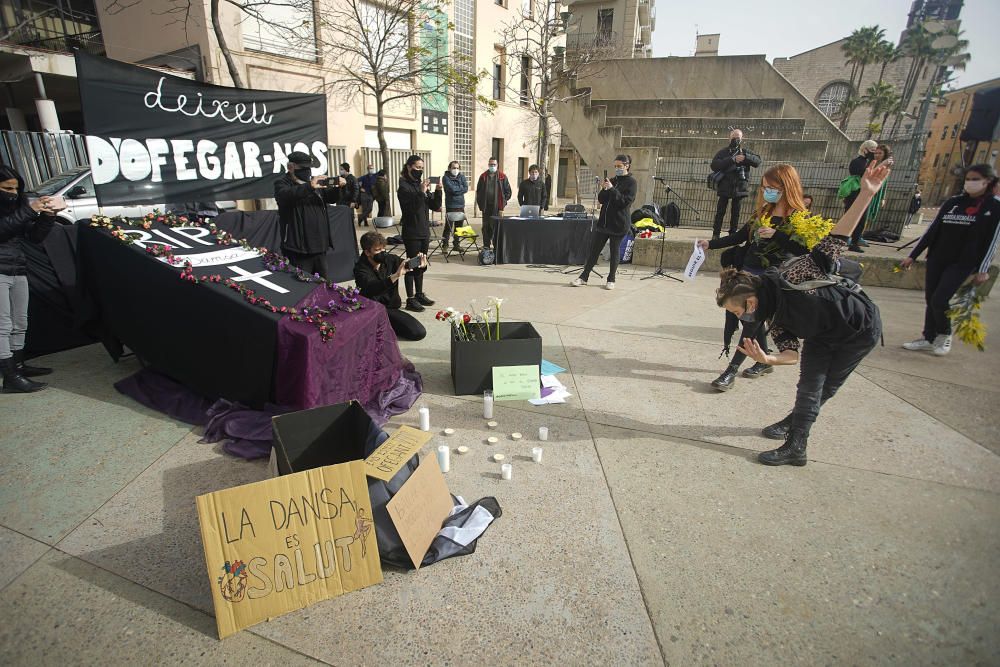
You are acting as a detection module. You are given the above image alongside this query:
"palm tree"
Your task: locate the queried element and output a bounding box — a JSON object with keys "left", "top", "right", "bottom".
{"left": 875, "top": 41, "right": 900, "bottom": 85}
{"left": 840, "top": 26, "right": 887, "bottom": 131}
{"left": 890, "top": 25, "right": 970, "bottom": 136}
{"left": 862, "top": 81, "right": 900, "bottom": 138}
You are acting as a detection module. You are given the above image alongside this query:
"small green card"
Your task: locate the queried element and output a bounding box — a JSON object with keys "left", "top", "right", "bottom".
{"left": 492, "top": 364, "right": 541, "bottom": 401}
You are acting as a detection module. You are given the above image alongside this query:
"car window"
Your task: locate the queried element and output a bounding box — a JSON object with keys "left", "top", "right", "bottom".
{"left": 74, "top": 174, "right": 96, "bottom": 198}
{"left": 34, "top": 170, "right": 86, "bottom": 195}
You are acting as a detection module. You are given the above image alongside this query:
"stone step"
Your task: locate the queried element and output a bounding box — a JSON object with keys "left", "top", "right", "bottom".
{"left": 606, "top": 116, "right": 807, "bottom": 136}
{"left": 592, "top": 98, "right": 787, "bottom": 118}
{"left": 621, "top": 136, "right": 830, "bottom": 161}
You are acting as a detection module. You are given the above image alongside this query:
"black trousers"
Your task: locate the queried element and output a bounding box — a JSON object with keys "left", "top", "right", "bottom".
{"left": 403, "top": 238, "right": 429, "bottom": 298}
{"left": 358, "top": 193, "right": 373, "bottom": 222}
{"left": 482, "top": 210, "right": 498, "bottom": 248}
{"left": 922, "top": 259, "right": 972, "bottom": 340}
{"left": 790, "top": 324, "right": 881, "bottom": 435}
{"left": 713, "top": 196, "right": 743, "bottom": 237}
{"left": 725, "top": 313, "right": 769, "bottom": 368}
{"left": 387, "top": 307, "right": 426, "bottom": 341}
{"left": 580, "top": 232, "right": 624, "bottom": 283}
{"left": 283, "top": 249, "right": 327, "bottom": 279}
{"left": 376, "top": 198, "right": 389, "bottom": 217}
{"left": 442, "top": 208, "right": 466, "bottom": 249}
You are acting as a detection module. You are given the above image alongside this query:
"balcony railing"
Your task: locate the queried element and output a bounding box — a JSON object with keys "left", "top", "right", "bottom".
{"left": 566, "top": 31, "right": 618, "bottom": 52}
{"left": 1, "top": 27, "right": 105, "bottom": 56}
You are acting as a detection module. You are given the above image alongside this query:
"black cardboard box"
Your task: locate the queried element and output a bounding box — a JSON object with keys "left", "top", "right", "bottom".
{"left": 271, "top": 400, "right": 373, "bottom": 475}
{"left": 450, "top": 321, "right": 542, "bottom": 395}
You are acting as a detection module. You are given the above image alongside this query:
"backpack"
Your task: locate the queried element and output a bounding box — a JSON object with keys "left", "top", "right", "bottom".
{"left": 661, "top": 202, "right": 681, "bottom": 228}
{"left": 478, "top": 247, "right": 495, "bottom": 266}
{"left": 707, "top": 170, "right": 726, "bottom": 191}
{"left": 776, "top": 254, "right": 864, "bottom": 292}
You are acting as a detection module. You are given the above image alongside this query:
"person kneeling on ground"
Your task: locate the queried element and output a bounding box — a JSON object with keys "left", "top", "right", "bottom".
{"left": 713, "top": 161, "right": 891, "bottom": 467}
{"left": 354, "top": 231, "right": 427, "bottom": 341}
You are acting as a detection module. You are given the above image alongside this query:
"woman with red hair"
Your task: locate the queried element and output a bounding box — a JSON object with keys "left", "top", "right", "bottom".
{"left": 697, "top": 164, "right": 810, "bottom": 391}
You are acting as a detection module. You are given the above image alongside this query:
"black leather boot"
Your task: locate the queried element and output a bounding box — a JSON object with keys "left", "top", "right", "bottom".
{"left": 761, "top": 414, "right": 793, "bottom": 440}
{"left": 741, "top": 362, "right": 774, "bottom": 379}
{"left": 2, "top": 357, "right": 47, "bottom": 393}
{"left": 13, "top": 350, "right": 52, "bottom": 377}
{"left": 405, "top": 297, "right": 425, "bottom": 312}
{"left": 415, "top": 293, "right": 435, "bottom": 306}
{"left": 758, "top": 429, "right": 808, "bottom": 466}
{"left": 710, "top": 364, "right": 739, "bottom": 392}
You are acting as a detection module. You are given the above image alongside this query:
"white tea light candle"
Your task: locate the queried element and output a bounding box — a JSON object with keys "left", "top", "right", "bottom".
{"left": 538, "top": 426, "right": 548, "bottom": 441}
{"left": 501, "top": 463, "right": 513, "bottom": 480}
{"left": 532, "top": 446, "right": 543, "bottom": 463}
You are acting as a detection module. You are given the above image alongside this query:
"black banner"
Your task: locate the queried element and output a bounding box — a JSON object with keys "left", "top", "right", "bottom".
{"left": 75, "top": 52, "right": 328, "bottom": 206}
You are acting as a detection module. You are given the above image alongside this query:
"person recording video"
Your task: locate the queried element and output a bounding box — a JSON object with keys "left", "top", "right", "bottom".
{"left": 570, "top": 154, "right": 636, "bottom": 291}
{"left": 354, "top": 231, "right": 427, "bottom": 341}
{"left": 274, "top": 151, "right": 338, "bottom": 279}
{"left": 397, "top": 155, "right": 441, "bottom": 311}
{"left": 711, "top": 129, "right": 761, "bottom": 239}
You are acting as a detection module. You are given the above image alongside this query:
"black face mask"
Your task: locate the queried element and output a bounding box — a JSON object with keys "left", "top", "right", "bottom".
{"left": 738, "top": 309, "right": 757, "bottom": 323}
{"left": 0, "top": 191, "right": 18, "bottom": 204}
{"left": 730, "top": 139, "right": 741, "bottom": 148}
{"left": 294, "top": 167, "right": 312, "bottom": 181}
{"left": 372, "top": 251, "right": 388, "bottom": 264}
{"left": 412, "top": 169, "right": 423, "bottom": 181}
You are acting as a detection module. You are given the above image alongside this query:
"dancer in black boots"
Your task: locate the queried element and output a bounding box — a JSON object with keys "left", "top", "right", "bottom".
{"left": 712, "top": 161, "right": 891, "bottom": 466}
{"left": 397, "top": 155, "right": 441, "bottom": 312}
{"left": 570, "top": 154, "right": 636, "bottom": 290}
{"left": 0, "top": 164, "right": 58, "bottom": 393}
{"left": 697, "top": 163, "right": 809, "bottom": 391}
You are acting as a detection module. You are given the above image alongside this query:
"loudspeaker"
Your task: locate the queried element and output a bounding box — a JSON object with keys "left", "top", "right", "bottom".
{"left": 960, "top": 87, "right": 1000, "bottom": 143}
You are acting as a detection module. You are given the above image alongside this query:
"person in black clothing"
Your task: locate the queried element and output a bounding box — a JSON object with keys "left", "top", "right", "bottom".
{"left": 475, "top": 157, "right": 512, "bottom": 249}
{"left": 710, "top": 129, "right": 762, "bottom": 238}
{"left": 517, "top": 164, "right": 547, "bottom": 211}
{"left": 0, "top": 164, "right": 58, "bottom": 393}
{"left": 714, "top": 161, "right": 891, "bottom": 466}
{"left": 397, "top": 155, "right": 441, "bottom": 311}
{"left": 354, "top": 231, "right": 427, "bottom": 341}
{"left": 372, "top": 169, "right": 390, "bottom": 218}
{"left": 570, "top": 154, "right": 636, "bottom": 290}
{"left": 900, "top": 163, "right": 1000, "bottom": 356}
{"left": 332, "top": 162, "right": 358, "bottom": 209}
{"left": 698, "top": 163, "right": 810, "bottom": 390}
{"left": 843, "top": 140, "right": 877, "bottom": 251}
{"left": 357, "top": 164, "right": 377, "bottom": 227}
{"left": 275, "top": 151, "right": 337, "bottom": 279}
{"left": 544, "top": 169, "right": 552, "bottom": 211}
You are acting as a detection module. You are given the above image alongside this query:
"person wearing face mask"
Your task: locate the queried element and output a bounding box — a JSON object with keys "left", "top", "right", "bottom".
{"left": 475, "top": 157, "right": 511, "bottom": 250}
{"left": 353, "top": 231, "right": 427, "bottom": 341}
{"left": 697, "top": 164, "right": 810, "bottom": 390}
{"left": 899, "top": 163, "right": 1000, "bottom": 356}
{"left": 517, "top": 164, "right": 547, "bottom": 212}
{"left": 714, "top": 162, "right": 890, "bottom": 466}
{"left": 840, "top": 140, "right": 877, "bottom": 251}
{"left": 275, "top": 151, "right": 338, "bottom": 279}
{"left": 849, "top": 143, "right": 892, "bottom": 252}
{"left": 571, "top": 154, "right": 636, "bottom": 290}
{"left": 441, "top": 161, "right": 469, "bottom": 251}
{"left": 357, "top": 164, "right": 377, "bottom": 227}
{"left": 710, "top": 129, "right": 762, "bottom": 239}
{"left": 331, "top": 162, "right": 359, "bottom": 210}
{"left": 397, "top": 155, "right": 441, "bottom": 311}
{"left": 0, "top": 164, "right": 58, "bottom": 393}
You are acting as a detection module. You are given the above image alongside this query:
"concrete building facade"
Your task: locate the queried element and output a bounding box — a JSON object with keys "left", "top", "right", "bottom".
{"left": 919, "top": 78, "right": 1000, "bottom": 206}
{"left": 564, "top": 0, "right": 654, "bottom": 59}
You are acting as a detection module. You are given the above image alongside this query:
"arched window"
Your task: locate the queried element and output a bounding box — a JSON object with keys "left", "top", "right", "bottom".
{"left": 816, "top": 82, "right": 851, "bottom": 117}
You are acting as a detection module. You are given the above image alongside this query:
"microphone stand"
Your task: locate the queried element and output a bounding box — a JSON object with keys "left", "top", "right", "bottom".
{"left": 562, "top": 176, "right": 604, "bottom": 278}
{"left": 641, "top": 176, "right": 693, "bottom": 283}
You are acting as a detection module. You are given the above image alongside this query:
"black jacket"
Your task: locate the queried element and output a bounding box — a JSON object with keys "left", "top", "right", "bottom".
{"left": 517, "top": 178, "right": 547, "bottom": 209}
{"left": 910, "top": 194, "right": 1000, "bottom": 274}
{"left": 397, "top": 174, "right": 442, "bottom": 240}
{"left": 711, "top": 145, "right": 761, "bottom": 199}
{"left": 354, "top": 253, "right": 402, "bottom": 309}
{"left": 475, "top": 171, "right": 512, "bottom": 213}
{"left": 1, "top": 174, "right": 55, "bottom": 276}
{"left": 849, "top": 154, "right": 871, "bottom": 177}
{"left": 708, "top": 217, "right": 808, "bottom": 271}
{"left": 332, "top": 173, "right": 358, "bottom": 206}
{"left": 274, "top": 175, "right": 337, "bottom": 254}
{"left": 596, "top": 174, "right": 637, "bottom": 236}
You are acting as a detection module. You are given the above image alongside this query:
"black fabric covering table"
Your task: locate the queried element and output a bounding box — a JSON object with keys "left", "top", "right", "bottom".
{"left": 78, "top": 219, "right": 315, "bottom": 407}
{"left": 493, "top": 216, "right": 595, "bottom": 265}
{"left": 214, "top": 205, "right": 358, "bottom": 283}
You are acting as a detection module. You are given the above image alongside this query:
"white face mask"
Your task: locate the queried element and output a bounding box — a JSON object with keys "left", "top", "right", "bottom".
{"left": 529, "top": 173, "right": 539, "bottom": 181}
{"left": 450, "top": 169, "right": 460, "bottom": 176}
{"left": 965, "top": 179, "right": 988, "bottom": 196}
{"left": 488, "top": 165, "right": 498, "bottom": 173}
{"left": 367, "top": 168, "right": 374, "bottom": 174}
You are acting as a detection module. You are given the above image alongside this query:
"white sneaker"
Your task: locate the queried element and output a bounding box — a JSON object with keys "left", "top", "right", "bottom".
{"left": 902, "top": 338, "right": 934, "bottom": 351}
{"left": 605, "top": 282, "right": 615, "bottom": 290}
{"left": 570, "top": 278, "right": 586, "bottom": 287}
{"left": 932, "top": 334, "right": 953, "bottom": 356}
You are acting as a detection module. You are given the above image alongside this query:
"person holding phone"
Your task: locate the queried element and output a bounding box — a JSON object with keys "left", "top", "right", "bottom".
{"left": 275, "top": 151, "right": 338, "bottom": 279}
{"left": 0, "top": 163, "right": 59, "bottom": 392}
{"left": 397, "top": 155, "right": 441, "bottom": 311}
{"left": 354, "top": 231, "right": 426, "bottom": 340}
{"left": 571, "top": 154, "right": 636, "bottom": 290}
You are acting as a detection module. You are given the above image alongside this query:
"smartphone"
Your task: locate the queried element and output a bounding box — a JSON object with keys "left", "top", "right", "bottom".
{"left": 429, "top": 176, "right": 440, "bottom": 185}
{"left": 46, "top": 195, "right": 67, "bottom": 212}
{"left": 406, "top": 256, "right": 422, "bottom": 270}
{"left": 317, "top": 177, "right": 330, "bottom": 186}
{"left": 603, "top": 170, "right": 608, "bottom": 179}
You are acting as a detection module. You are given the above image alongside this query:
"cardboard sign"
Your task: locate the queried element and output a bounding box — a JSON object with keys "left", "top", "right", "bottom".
{"left": 364, "top": 425, "right": 433, "bottom": 482}
{"left": 386, "top": 456, "right": 454, "bottom": 569}
{"left": 196, "top": 462, "right": 382, "bottom": 639}
{"left": 492, "top": 364, "right": 541, "bottom": 401}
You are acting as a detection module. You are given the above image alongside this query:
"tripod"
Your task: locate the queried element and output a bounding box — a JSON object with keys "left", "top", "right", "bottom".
{"left": 641, "top": 178, "right": 698, "bottom": 282}
{"left": 562, "top": 178, "right": 604, "bottom": 278}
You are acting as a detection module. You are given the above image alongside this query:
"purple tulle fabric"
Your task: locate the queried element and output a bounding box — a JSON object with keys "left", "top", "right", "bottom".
{"left": 114, "top": 289, "right": 423, "bottom": 461}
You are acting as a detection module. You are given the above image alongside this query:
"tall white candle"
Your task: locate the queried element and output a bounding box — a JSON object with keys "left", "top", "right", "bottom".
{"left": 501, "top": 463, "right": 513, "bottom": 480}
{"left": 418, "top": 406, "right": 430, "bottom": 432}
{"left": 483, "top": 390, "right": 494, "bottom": 419}
{"left": 436, "top": 445, "right": 450, "bottom": 473}
{"left": 532, "top": 446, "right": 543, "bottom": 463}
{"left": 538, "top": 426, "right": 549, "bottom": 441}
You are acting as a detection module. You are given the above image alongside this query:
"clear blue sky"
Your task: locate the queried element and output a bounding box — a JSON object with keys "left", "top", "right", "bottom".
{"left": 650, "top": 0, "right": 1000, "bottom": 89}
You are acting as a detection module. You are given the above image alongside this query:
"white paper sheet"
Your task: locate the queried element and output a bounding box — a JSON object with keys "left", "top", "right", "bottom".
{"left": 684, "top": 240, "right": 706, "bottom": 281}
